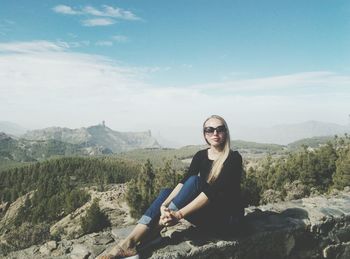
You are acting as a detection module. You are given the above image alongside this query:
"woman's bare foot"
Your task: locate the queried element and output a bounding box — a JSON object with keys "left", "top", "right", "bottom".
{"left": 98, "top": 242, "right": 137, "bottom": 259}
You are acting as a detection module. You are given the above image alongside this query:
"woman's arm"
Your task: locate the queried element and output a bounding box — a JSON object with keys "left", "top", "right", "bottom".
{"left": 159, "top": 183, "right": 184, "bottom": 224}
{"left": 178, "top": 192, "right": 209, "bottom": 217}
{"left": 161, "top": 183, "right": 183, "bottom": 207}
{"left": 165, "top": 192, "right": 209, "bottom": 225}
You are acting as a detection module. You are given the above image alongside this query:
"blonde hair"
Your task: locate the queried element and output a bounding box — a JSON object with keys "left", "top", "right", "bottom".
{"left": 203, "top": 115, "right": 231, "bottom": 184}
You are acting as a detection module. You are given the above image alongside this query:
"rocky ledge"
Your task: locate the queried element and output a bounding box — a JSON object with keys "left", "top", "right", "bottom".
{"left": 5, "top": 188, "right": 350, "bottom": 259}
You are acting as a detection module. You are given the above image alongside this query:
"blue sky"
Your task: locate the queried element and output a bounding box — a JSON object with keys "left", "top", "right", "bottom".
{"left": 0, "top": 0, "right": 349, "bottom": 145}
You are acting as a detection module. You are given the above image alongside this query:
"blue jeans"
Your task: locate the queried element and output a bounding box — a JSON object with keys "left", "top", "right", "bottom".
{"left": 137, "top": 176, "right": 235, "bottom": 232}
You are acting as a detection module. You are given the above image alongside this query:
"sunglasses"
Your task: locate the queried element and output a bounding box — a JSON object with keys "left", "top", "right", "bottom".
{"left": 203, "top": 125, "right": 226, "bottom": 134}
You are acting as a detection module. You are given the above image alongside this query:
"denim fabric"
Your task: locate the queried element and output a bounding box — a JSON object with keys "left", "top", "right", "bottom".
{"left": 170, "top": 175, "right": 206, "bottom": 210}
{"left": 138, "top": 176, "right": 204, "bottom": 227}
{"left": 137, "top": 188, "right": 172, "bottom": 226}
{"left": 137, "top": 175, "right": 239, "bottom": 233}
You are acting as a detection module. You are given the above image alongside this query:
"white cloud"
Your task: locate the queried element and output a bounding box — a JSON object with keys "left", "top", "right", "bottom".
{"left": 82, "top": 18, "right": 116, "bottom": 27}
{"left": 66, "top": 41, "right": 90, "bottom": 48}
{"left": 0, "top": 41, "right": 349, "bottom": 146}
{"left": 82, "top": 6, "right": 105, "bottom": 16}
{"left": 101, "top": 5, "right": 140, "bottom": 20}
{"left": 134, "top": 66, "right": 171, "bottom": 74}
{"left": 52, "top": 5, "right": 80, "bottom": 15}
{"left": 53, "top": 4, "right": 140, "bottom": 21}
{"left": 112, "top": 35, "right": 128, "bottom": 43}
{"left": 95, "top": 41, "right": 113, "bottom": 46}
{"left": 0, "top": 41, "right": 68, "bottom": 53}
{"left": 191, "top": 71, "right": 350, "bottom": 93}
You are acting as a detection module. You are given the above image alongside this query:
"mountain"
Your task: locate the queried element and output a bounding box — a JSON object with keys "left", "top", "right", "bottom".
{"left": 0, "top": 132, "right": 111, "bottom": 170}
{"left": 287, "top": 136, "right": 334, "bottom": 150}
{"left": 22, "top": 124, "right": 161, "bottom": 153}
{"left": 0, "top": 121, "right": 28, "bottom": 136}
{"left": 234, "top": 120, "right": 350, "bottom": 144}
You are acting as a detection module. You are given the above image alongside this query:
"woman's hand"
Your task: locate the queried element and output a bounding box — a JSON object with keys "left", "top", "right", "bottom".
{"left": 159, "top": 205, "right": 171, "bottom": 226}
{"left": 161, "top": 210, "right": 183, "bottom": 227}
{"left": 160, "top": 204, "right": 168, "bottom": 217}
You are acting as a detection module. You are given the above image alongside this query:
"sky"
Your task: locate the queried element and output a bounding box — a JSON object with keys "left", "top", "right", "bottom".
{"left": 0, "top": 0, "right": 349, "bottom": 146}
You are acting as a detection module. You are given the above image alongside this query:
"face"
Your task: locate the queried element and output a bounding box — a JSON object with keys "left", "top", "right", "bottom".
{"left": 204, "top": 118, "right": 227, "bottom": 147}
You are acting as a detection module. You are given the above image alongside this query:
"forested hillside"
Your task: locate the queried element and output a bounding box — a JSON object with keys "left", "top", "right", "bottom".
{"left": 0, "top": 156, "right": 143, "bottom": 254}
{"left": 241, "top": 135, "right": 350, "bottom": 206}
{"left": 0, "top": 132, "right": 112, "bottom": 171}
{"left": 0, "top": 156, "right": 140, "bottom": 204}
{"left": 0, "top": 134, "right": 349, "bottom": 256}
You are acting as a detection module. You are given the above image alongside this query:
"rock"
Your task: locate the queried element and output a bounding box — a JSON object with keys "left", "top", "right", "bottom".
{"left": 39, "top": 240, "right": 57, "bottom": 255}
{"left": 5, "top": 189, "right": 350, "bottom": 259}
{"left": 70, "top": 244, "right": 90, "bottom": 259}
{"left": 323, "top": 242, "right": 350, "bottom": 259}
{"left": 111, "top": 225, "right": 135, "bottom": 240}
{"left": 0, "top": 192, "right": 34, "bottom": 231}
{"left": 0, "top": 201, "right": 9, "bottom": 214}
{"left": 93, "top": 236, "right": 114, "bottom": 246}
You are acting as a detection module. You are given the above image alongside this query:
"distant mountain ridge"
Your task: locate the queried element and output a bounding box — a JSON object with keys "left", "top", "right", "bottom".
{"left": 22, "top": 124, "right": 161, "bottom": 153}
{"left": 235, "top": 120, "right": 350, "bottom": 144}
{"left": 1, "top": 120, "right": 349, "bottom": 147}
{"left": 0, "top": 121, "right": 27, "bottom": 136}
{"left": 0, "top": 132, "right": 107, "bottom": 169}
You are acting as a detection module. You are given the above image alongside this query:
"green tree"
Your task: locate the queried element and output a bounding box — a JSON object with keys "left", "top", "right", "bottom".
{"left": 332, "top": 147, "right": 350, "bottom": 189}
{"left": 241, "top": 167, "right": 261, "bottom": 206}
{"left": 126, "top": 159, "right": 158, "bottom": 218}
{"left": 80, "top": 199, "right": 111, "bottom": 234}
{"left": 155, "top": 160, "right": 177, "bottom": 192}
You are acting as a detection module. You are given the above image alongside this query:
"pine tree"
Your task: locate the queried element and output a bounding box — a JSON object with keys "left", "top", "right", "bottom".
{"left": 125, "top": 179, "right": 143, "bottom": 218}
{"left": 80, "top": 199, "right": 110, "bottom": 234}
{"left": 333, "top": 147, "right": 350, "bottom": 190}
{"left": 126, "top": 159, "right": 157, "bottom": 218}
{"left": 155, "top": 160, "right": 176, "bottom": 192}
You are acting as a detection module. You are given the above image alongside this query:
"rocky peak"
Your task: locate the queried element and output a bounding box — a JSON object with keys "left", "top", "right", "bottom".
{"left": 22, "top": 124, "right": 161, "bottom": 153}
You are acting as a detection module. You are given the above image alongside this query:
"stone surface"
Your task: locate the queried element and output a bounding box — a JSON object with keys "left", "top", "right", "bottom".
{"left": 70, "top": 244, "right": 90, "bottom": 259}
{"left": 39, "top": 240, "right": 57, "bottom": 256}
{"left": 4, "top": 189, "right": 350, "bottom": 259}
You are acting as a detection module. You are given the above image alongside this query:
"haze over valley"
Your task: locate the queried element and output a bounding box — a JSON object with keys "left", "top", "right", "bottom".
{"left": 1, "top": 119, "right": 349, "bottom": 147}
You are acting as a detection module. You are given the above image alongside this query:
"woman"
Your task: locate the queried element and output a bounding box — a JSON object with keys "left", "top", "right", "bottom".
{"left": 101, "top": 115, "right": 243, "bottom": 259}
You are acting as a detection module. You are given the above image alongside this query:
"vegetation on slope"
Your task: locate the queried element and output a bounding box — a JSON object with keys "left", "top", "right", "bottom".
{"left": 1, "top": 133, "right": 349, "bottom": 254}
{"left": 80, "top": 199, "right": 111, "bottom": 235}
{"left": 242, "top": 135, "right": 350, "bottom": 206}
{"left": 126, "top": 159, "right": 181, "bottom": 218}
{"left": 0, "top": 156, "right": 141, "bottom": 254}
{"left": 287, "top": 136, "right": 334, "bottom": 150}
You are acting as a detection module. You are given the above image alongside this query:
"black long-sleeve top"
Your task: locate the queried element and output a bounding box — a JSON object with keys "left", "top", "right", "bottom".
{"left": 180, "top": 148, "right": 243, "bottom": 217}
